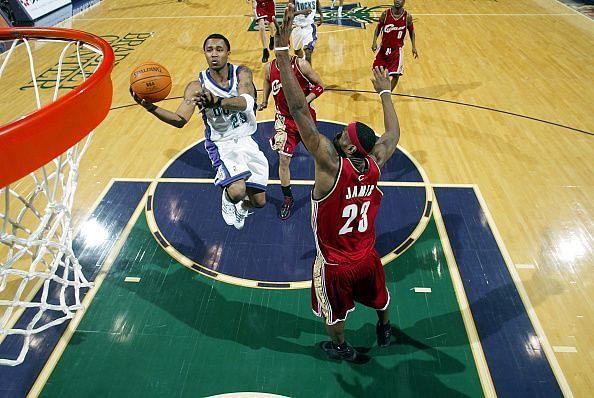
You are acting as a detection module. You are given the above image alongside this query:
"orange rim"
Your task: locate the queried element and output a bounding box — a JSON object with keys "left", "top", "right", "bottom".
{"left": 0, "top": 28, "right": 115, "bottom": 188}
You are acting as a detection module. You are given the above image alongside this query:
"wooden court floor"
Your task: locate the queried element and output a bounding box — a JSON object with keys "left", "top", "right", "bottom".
{"left": 1, "top": 0, "right": 593, "bottom": 396}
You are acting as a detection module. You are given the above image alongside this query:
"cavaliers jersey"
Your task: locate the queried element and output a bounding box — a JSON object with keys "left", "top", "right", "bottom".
{"left": 269, "top": 57, "right": 315, "bottom": 119}
{"left": 293, "top": 0, "right": 317, "bottom": 27}
{"left": 311, "top": 156, "right": 383, "bottom": 265}
{"left": 378, "top": 9, "right": 408, "bottom": 49}
{"left": 198, "top": 64, "right": 257, "bottom": 142}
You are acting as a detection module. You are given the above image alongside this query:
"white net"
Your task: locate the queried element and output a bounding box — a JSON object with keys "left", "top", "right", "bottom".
{"left": 0, "top": 33, "right": 107, "bottom": 366}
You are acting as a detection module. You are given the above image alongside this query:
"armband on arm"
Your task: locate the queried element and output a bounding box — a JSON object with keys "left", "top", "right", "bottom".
{"left": 311, "top": 84, "right": 324, "bottom": 98}
{"left": 240, "top": 93, "right": 255, "bottom": 112}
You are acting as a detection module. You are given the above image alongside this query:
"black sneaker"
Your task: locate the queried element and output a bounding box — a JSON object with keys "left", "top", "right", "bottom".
{"left": 376, "top": 321, "right": 392, "bottom": 347}
{"left": 279, "top": 196, "right": 294, "bottom": 220}
{"left": 262, "top": 48, "right": 269, "bottom": 63}
{"left": 320, "top": 341, "right": 358, "bottom": 362}
{"left": 269, "top": 36, "right": 274, "bottom": 50}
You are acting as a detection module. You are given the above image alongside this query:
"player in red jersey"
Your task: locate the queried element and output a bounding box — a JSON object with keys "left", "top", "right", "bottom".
{"left": 275, "top": 5, "right": 401, "bottom": 361}
{"left": 371, "top": 0, "right": 418, "bottom": 91}
{"left": 250, "top": 0, "right": 278, "bottom": 63}
{"left": 258, "top": 56, "right": 324, "bottom": 220}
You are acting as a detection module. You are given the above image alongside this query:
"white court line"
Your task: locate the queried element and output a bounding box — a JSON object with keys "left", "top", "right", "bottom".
{"left": 74, "top": 13, "right": 580, "bottom": 22}
{"left": 76, "top": 15, "right": 248, "bottom": 21}
{"left": 515, "top": 263, "right": 537, "bottom": 269}
{"left": 553, "top": 346, "right": 578, "bottom": 353}
{"left": 413, "top": 13, "right": 575, "bottom": 16}
{"left": 472, "top": 185, "right": 574, "bottom": 397}
{"left": 124, "top": 277, "right": 141, "bottom": 283}
{"left": 431, "top": 196, "right": 497, "bottom": 397}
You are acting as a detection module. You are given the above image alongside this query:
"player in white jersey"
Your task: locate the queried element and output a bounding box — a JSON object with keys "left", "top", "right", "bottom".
{"left": 288, "top": 0, "right": 323, "bottom": 64}
{"left": 131, "top": 34, "right": 269, "bottom": 230}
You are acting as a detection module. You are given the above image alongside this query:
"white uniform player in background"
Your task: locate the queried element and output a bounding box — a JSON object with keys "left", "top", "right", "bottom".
{"left": 289, "top": 0, "right": 323, "bottom": 64}
{"left": 131, "top": 33, "right": 268, "bottom": 230}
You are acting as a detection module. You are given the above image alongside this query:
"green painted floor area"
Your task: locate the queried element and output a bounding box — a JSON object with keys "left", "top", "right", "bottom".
{"left": 40, "top": 215, "right": 484, "bottom": 398}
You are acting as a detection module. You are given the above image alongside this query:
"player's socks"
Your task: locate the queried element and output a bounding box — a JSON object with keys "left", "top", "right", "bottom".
{"left": 337, "top": 6, "right": 342, "bottom": 17}
{"left": 331, "top": 0, "right": 335, "bottom": 9}
{"left": 281, "top": 185, "right": 292, "bottom": 197}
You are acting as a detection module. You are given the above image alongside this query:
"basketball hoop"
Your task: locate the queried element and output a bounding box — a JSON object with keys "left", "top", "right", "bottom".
{"left": 0, "top": 28, "right": 114, "bottom": 366}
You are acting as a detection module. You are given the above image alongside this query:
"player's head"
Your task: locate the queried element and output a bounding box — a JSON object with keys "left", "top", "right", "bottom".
{"left": 333, "top": 122, "right": 378, "bottom": 159}
{"left": 203, "top": 33, "right": 231, "bottom": 72}
{"left": 394, "top": 0, "right": 405, "bottom": 9}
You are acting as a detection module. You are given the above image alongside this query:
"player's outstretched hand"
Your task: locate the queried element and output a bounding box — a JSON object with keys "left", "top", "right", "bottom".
{"left": 257, "top": 102, "right": 268, "bottom": 111}
{"left": 198, "top": 86, "right": 218, "bottom": 108}
{"left": 371, "top": 66, "right": 391, "bottom": 93}
{"left": 412, "top": 47, "right": 419, "bottom": 59}
{"left": 275, "top": 3, "right": 295, "bottom": 49}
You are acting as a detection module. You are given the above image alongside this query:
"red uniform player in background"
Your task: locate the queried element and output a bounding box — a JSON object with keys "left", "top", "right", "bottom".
{"left": 372, "top": 0, "right": 418, "bottom": 91}
{"left": 259, "top": 56, "right": 324, "bottom": 220}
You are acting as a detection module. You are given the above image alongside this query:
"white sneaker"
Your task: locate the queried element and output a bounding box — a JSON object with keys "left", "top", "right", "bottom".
{"left": 221, "top": 189, "right": 237, "bottom": 226}
{"left": 234, "top": 201, "right": 250, "bottom": 230}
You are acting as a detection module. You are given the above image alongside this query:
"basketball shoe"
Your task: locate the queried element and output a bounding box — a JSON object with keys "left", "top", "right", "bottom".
{"left": 234, "top": 200, "right": 250, "bottom": 230}
{"left": 221, "top": 189, "right": 237, "bottom": 226}
{"left": 279, "top": 196, "right": 294, "bottom": 220}
{"left": 376, "top": 320, "right": 392, "bottom": 347}
{"left": 320, "top": 341, "right": 358, "bottom": 362}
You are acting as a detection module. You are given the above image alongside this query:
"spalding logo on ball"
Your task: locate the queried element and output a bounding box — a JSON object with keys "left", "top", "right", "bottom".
{"left": 130, "top": 62, "right": 172, "bottom": 103}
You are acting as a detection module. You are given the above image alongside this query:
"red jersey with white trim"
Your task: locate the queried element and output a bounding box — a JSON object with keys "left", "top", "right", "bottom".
{"left": 312, "top": 157, "right": 383, "bottom": 264}
{"left": 378, "top": 9, "right": 408, "bottom": 49}
{"left": 269, "top": 56, "right": 315, "bottom": 118}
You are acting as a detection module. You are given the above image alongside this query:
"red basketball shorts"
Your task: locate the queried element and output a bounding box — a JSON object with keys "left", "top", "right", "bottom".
{"left": 273, "top": 110, "right": 316, "bottom": 156}
{"left": 311, "top": 250, "right": 390, "bottom": 325}
{"left": 373, "top": 46, "right": 404, "bottom": 76}
{"left": 255, "top": 1, "right": 275, "bottom": 24}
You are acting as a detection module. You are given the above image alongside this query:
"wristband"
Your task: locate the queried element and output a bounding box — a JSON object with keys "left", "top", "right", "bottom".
{"left": 311, "top": 84, "right": 324, "bottom": 98}
{"left": 147, "top": 103, "right": 157, "bottom": 112}
{"left": 378, "top": 90, "right": 391, "bottom": 96}
{"left": 274, "top": 46, "right": 290, "bottom": 51}
{"left": 215, "top": 96, "right": 223, "bottom": 108}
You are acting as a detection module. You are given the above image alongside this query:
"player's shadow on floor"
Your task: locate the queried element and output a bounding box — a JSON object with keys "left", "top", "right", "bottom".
{"left": 337, "top": 329, "right": 473, "bottom": 397}
{"left": 120, "top": 265, "right": 344, "bottom": 360}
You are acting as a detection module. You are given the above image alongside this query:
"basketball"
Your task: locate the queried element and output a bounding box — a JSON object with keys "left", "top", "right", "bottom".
{"left": 130, "top": 62, "right": 172, "bottom": 103}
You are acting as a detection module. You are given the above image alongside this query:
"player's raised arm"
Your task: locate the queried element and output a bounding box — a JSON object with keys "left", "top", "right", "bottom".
{"left": 369, "top": 67, "right": 401, "bottom": 169}
{"left": 131, "top": 81, "right": 199, "bottom": 128}
{"left": 274, "top": 4, "right": 338, "bottom": 174}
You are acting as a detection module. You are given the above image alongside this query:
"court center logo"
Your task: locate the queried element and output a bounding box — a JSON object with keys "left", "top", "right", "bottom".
{"left": 247, "top": 3, "right": 392, "bottom": 31}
